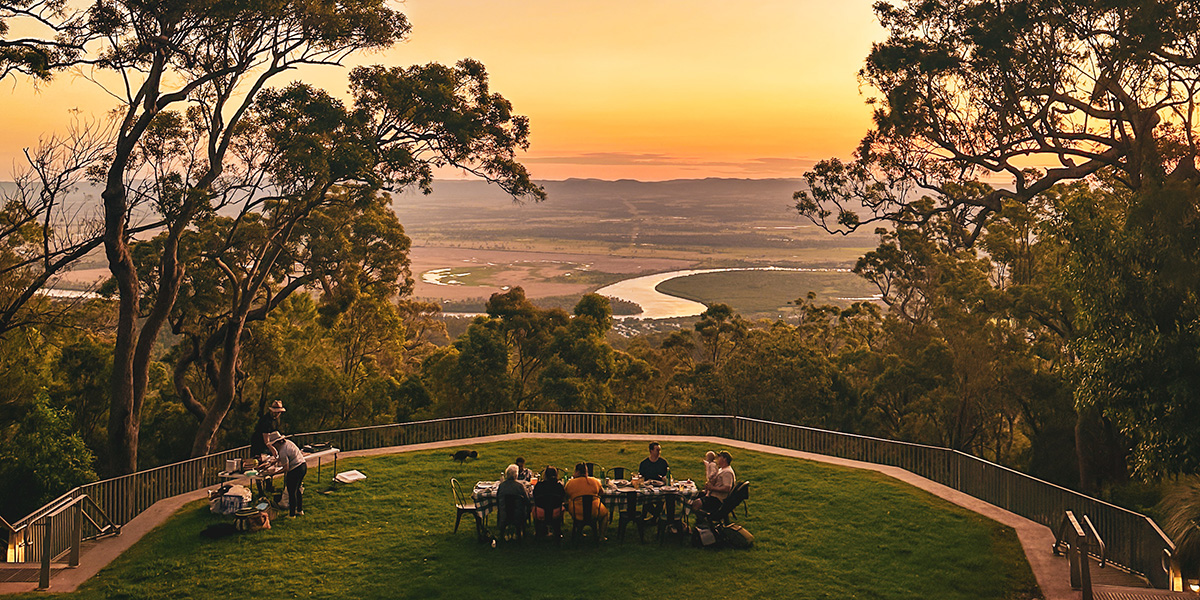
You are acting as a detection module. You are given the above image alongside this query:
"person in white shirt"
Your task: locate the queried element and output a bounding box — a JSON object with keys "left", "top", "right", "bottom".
{"left": 703, "top": 450, "right": 718, "bottom": 482}
{"left": 693, "top": 451, "right": 735, "bottom": 514}
{"left": 269, "top": 432, "right": 307, "bottom": 517}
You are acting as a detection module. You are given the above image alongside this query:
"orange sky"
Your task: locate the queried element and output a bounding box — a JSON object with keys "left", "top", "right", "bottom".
{"left": 0, "top": 1, "right": 884, "bottom": 181}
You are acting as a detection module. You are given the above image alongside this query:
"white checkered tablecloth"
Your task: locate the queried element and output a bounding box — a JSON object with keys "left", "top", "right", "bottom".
{"left": 472, "top": 480, "right": 700, "bottom": 518}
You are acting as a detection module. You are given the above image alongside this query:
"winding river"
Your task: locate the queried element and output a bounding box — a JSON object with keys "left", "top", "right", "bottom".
{"left": 596, "top": 267, "right": 852, "bottom": 320}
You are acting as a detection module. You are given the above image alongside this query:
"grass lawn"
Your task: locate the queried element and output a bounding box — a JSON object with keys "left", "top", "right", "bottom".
{"left": 20, "top": 440, "right": 1040, "bottom": 600}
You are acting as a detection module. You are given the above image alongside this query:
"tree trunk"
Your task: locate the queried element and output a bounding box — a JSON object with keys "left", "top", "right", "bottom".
{"left": 190, "top": 315, "right": 247, "bottom": 457}
{"left": 103, "top": 183, "right": 140, "bottom": 477}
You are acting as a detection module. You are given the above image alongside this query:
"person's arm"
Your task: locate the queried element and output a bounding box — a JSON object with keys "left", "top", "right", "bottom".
{"left": 262, "top": 432, "right": 278, "bottom": 457}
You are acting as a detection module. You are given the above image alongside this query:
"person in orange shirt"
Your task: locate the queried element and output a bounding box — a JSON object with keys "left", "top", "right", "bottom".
{"left": 564, "top": 462, "right": 610, "bottom": 537}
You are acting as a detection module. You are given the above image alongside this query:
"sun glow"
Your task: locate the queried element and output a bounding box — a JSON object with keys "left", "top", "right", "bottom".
{"left": 0, "top": 1, "right": 885, "bottom": 181}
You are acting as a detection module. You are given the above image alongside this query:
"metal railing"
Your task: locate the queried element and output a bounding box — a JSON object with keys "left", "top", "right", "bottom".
{"left": 2, "top": 411, "right": 1181, "bottom": 590}
{"left": 1054, "top": 511, "right": 1094, "bottom": 599}
{"left": 731, "top": 417, "right": 1178, "bottom": 589}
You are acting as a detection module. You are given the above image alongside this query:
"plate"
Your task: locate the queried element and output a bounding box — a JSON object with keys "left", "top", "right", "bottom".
{"left": 611, "top": 479, "right": 630, "bottom": 486}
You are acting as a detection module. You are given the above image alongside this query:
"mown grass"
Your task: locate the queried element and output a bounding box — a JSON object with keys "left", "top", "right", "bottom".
{"left": 18, "top": 440, "right": 1039, "bottom": 600}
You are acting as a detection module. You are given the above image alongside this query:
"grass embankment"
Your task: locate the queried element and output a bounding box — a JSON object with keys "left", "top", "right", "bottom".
{"left": 25, "top": 440, "right": 1039, "bottom": 600}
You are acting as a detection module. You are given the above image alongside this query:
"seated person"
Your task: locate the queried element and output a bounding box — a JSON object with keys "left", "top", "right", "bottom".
{"left": 532, "top": 466, "right": 566, "bottom": 536}
{"left": 638, "top": 441, "right": 670, "bottom": 482}
{"left": 564, "top": 462, "right": 610, "bottom": 535}
{"left": 496, "top": 464, "right": 530, "bottom": 532}
{"left": 693, "top": 451, "right": 735, "bottom": 515}
{"left": 515, "top": 456, "right": 533, "bottom": 481}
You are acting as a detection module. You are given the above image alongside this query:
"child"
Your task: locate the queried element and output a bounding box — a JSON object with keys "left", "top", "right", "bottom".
{"left": 704, "top": 450, "right": 718, "bottom": 483}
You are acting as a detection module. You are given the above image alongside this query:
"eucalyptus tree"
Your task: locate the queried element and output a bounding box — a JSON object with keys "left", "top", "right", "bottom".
{"left": 795, "top": 0, "right": 1200, "bottom": 477}
{"left": 0, "top": 122, "right": 113, "bottom": 337}
{"left": 72, "top": 0, "right": 414, "bottom": 475}
{"left": 151, "top": 64, "right": 541, "bottom": 456}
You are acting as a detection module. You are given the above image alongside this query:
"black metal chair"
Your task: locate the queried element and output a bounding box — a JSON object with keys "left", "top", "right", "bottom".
{"left": 497, "top": 494, "right": 528, "bottom": 543}
{"left": 584, "top": 462, "right": 602, "bottom": 477}
{"left": 570, "top": 494, "right": 604, "bottom": 545}
{"left": 696, "top": 480, "right": 750, "bottom": 529}
{"left": 604, "top": 466, "right": 629, "bottom": 482}
{"left": 451, "top": 478, "right": 485, "bottom": 540}
{"left": 533, "top": 500, "right": 564, "bottom": 540}
{"left": 615, "top": 489, "right": 649, "bottom": 543}
{"left": 657, "top": 492, "right": 688, "bottom": 546}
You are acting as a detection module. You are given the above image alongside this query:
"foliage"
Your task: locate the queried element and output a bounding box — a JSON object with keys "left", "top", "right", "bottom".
{"left": 0, "top": 393, "right": 97, "bottom": 521}
{"left": 794, "top": 0, "right": 1200, "bottom": 482}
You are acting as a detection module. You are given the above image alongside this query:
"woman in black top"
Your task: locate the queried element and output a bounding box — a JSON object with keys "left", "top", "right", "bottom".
{"left": 532, "top": 466, "right": 566, "bottom": 537}
{"left": 250, "top": 400, "right": 286, "bottom": 458}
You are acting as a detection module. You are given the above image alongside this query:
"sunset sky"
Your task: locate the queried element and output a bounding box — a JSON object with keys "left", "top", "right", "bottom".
{"left": 0, "top": 1, "right": 884, "bottom": 181}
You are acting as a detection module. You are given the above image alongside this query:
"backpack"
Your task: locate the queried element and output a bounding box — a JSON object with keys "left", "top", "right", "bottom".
{"left": 692, "top": 523, "right": 717, "bottom": 547}
{"left": 719, "top": 524, "right": 754, "bottom": 549}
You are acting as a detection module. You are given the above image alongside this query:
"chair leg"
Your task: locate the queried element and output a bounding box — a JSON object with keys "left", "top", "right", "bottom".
{"left": 455, "top": 510, "right": 463, "bottom": 534}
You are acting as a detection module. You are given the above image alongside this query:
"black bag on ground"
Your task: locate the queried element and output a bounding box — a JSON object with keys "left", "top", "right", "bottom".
{"left": 691, "top": 523, "right": 717, "bottom": 547}
{"left": 719, "top": 523, "right": 754, "bottom": 549}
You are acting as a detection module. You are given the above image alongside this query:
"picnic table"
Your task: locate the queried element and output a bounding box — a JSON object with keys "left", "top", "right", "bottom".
{"left": 471, "top": 479, "right": 701, "bottom": 519}
{"left": 216, "top": 447, "right": 341, "bottom": 508}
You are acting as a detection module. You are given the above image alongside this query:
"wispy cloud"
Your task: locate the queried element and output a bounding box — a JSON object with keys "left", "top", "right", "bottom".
{"left": 521, "top": 152, "right": 688, "bottom": 166}
{"left": 522, "top": 152, "right": 819, "bottom": 175}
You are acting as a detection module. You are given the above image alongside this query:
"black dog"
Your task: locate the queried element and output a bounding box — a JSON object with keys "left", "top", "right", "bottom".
{"left": 451, "top": 450, "right": 478, "bottom": 464}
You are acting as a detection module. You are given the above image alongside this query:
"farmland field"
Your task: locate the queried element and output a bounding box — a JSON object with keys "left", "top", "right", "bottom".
{"left": 655, "top": 270, "right": 880, "bottom": 317}
{"left": 397, "top": 179, "right": 881, "bottom": 315}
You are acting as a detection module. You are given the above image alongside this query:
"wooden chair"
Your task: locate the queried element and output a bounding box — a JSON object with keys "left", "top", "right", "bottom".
{"left": 451, "top": 478, "right": 484, "bottom": 539}
{"left": 570, "top": 494, "right": 603, "bottom": 545}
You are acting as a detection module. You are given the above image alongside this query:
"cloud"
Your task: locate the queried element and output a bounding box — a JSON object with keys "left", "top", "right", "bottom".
{"left": 520, "top": 152, "right": 688, "bottom": 166}
{"left": 522, "top": 152, "right": 820, "bottom": 174}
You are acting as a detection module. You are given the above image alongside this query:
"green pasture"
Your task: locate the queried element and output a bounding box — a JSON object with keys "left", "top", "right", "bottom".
{"left": 656, "top": 270, "right": 881, "bottom": 316}
{"left": 28, "top": 440, "right": 1038, "bottom": 600}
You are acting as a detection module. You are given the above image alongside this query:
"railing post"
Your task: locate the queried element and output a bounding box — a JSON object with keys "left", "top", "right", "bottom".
{"left": 37, "top": 519, "right": 51, "bottom": 590}
{"left": 69, "top": 504, "right": 81, "bottom": 567}
{"left": 1079, "top": 532, "right": 1092, "bottom": 600}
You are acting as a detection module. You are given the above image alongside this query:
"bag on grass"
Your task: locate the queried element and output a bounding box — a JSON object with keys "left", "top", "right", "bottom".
{"left": 719, "top": 524, "right": 754, "bottom": 549}
{"left": 692, "top": 523, "right": 717, "bottom": 547}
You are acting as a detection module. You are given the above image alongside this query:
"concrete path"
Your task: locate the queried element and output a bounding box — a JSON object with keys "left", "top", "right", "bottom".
{"left": 0, "top": 432, "right": 1105, "bottom": 597}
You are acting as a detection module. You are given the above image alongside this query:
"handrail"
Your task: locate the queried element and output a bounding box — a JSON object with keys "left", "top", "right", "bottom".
{"left": 1053, "top": 511, "right": 1093, "bottom": 599}
{"left": 30, "top": 494, "right": 119, "bottom": 590}
{"left": 1081, "top": 514, "right": 1106, "bottom": 568}
{"left": 1053, "top": 511, "right": 1086, "bottom": 556}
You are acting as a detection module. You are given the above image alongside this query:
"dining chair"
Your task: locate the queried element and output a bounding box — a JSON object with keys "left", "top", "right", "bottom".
{"left": 615, "top": 489, "right": 648, "bottom": 543}
{"left": 604, "top": 466, "right": 629, "bottom": 482}
{"left": 569, "top": 494, "right": 603, "bottom": 545}
{"left": 497, "top": 494, "right": 528, "bottom": 543}
{"left": 657, "top": 492, "right": 688, "bottom": 546}
{"left": 584, "top": 462, "right": 602, "bottom": 478}
{"left": 451, "top": 478, "right": 484, "bottom": 538}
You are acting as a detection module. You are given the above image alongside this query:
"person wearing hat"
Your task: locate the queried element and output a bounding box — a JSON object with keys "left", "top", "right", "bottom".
{"left": 268, "top": 431, "right": 307, "bottom": 517}
{"left": 250, "top": 400, "right": 286, "bottom": 459}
